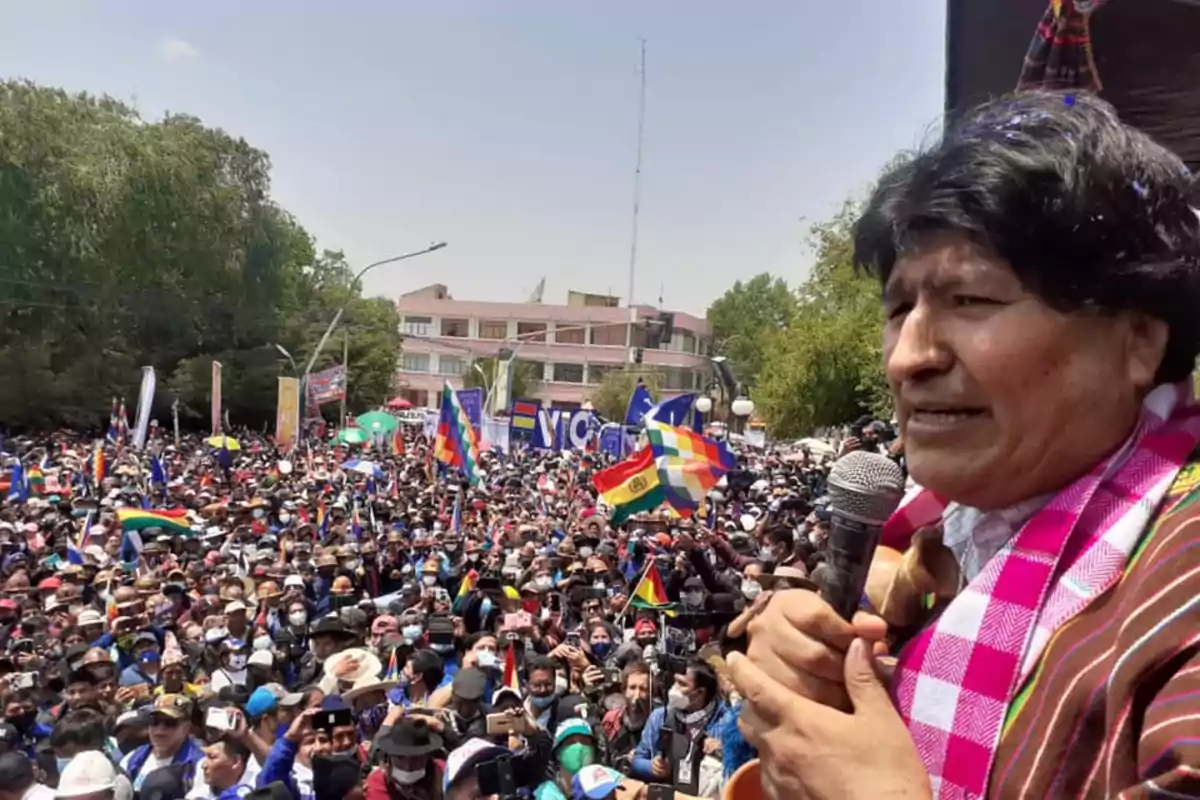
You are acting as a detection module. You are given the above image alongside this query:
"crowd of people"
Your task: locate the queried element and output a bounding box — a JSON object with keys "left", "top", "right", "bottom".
{"left": 0, "top": 417, "right": 869, "bottom": 800}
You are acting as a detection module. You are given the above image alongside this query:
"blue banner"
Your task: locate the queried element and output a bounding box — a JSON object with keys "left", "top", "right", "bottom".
{"left": 534, "top": 408, "right": 599, "bottom": 451}
{"left": 456, "top": 388, "right": 483, "bottom": 439}
{"left": 508, "top": 399, "right": 540, "bottom": 447}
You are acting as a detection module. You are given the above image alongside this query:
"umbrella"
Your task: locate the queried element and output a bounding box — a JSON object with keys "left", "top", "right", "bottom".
{"left": 386, "top": 397, "right": 413, "bottom": 410}
{"left": 355, "top": 411, "right": 399, "bottom": 435}
{"left": 205, "top": 435, "right": 241, "bottom": 451}
{"left": 335, "top": 428, "right": 369, "bottom": 446}
{"left": 341, "top": 459, "right": 385, "bottom": 479}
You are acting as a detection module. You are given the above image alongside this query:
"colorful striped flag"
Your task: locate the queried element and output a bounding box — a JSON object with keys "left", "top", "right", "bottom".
{"left": 434, "top": 383, "right": 482, "bottom": 485}
{"left": 91, "top": 444, "right": 106, "bottom": 487}
{"left": 644, "top": 421, "right": 735, "bottom": 469}
{"left": 390, "top": 428, "right": 405, "bottom": 456}
{"left": 384, "top": 647, "right": 399, "bottom": 681}
{"left": 630, "top": 563, "right": 672, "bottom": 609}
{"left": 453, "top": 568, "right": 479, "bottom": 613}
{"left": 502, "top": 642, "right": 521, "bottom": 693}
{"left": 115, "top": 508, "right": 192, "bottom": 536}
{"left": 592, "top": 447, "right": 663, "bottom": 524}
{"left": 25, "top": 461, "right": 44, "bottom": 495}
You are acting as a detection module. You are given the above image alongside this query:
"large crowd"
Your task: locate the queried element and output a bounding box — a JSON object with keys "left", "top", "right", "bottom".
{"left": 0, "top": 418, "right": 882, "bottom": 800}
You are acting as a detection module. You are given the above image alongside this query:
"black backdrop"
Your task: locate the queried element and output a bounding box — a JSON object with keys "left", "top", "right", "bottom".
{"left": 945, "top": 0, "right": 1200, "bottom": 170}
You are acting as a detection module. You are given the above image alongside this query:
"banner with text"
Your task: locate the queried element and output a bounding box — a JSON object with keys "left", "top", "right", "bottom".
{"left": 534, "top": 408, "right": 597, "bottom": 451}
{"left": 456, "top": 387, "right": 484, "bottom": 439}
{"left": 275, "top": 377, "right": 301, "bottom": 449}
{"left": 307, "top": 365, "right": 347, "bottom": 406}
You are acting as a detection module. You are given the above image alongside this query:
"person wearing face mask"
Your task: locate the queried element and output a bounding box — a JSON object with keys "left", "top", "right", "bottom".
{"left": 388, "top": 649, "right": 444, "bottom": 710}
{"left": 523, "top": 657, "right": 564, "bottom": 733}
{"left": 118, "top": 635, "right": 162, "bottom": 689}
{"left": 631, "top": 660, "right": 727, "bottom": 795}
{"left": 364, "top": 717, "right": 444, "bottom": 800}
{"left": 210, "top": 639, "right": 251, "bottom": 692}
{"left": 534, "top": 719, "right": 598, "bottom": 800}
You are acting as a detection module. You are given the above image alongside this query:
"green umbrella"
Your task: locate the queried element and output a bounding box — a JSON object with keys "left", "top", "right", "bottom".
{"left": 355, "top": 410, "right": 399, "bottom": 436}
{"left": 335, "top": 427, "right": 370, "bottom": 446}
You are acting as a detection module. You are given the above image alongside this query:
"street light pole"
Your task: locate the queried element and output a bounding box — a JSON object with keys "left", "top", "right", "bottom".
{"left": 302, "top": 242, "right": 448, "bottom": 380}
{"left": 274, "top": 344, "right": 299, "bottom": 376}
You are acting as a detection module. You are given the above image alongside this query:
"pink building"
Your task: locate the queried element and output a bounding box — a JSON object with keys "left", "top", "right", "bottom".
{"left": 395, "top": 284, "right": 713, "bottom": 409}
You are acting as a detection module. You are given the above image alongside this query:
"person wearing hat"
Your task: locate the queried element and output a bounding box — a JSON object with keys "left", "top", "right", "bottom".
{"left": 363, "top": 717, "right": 444, "bottom": 800}
{"left": 442, "top": 738, "right": 509, "bottom": 800}
{"left": 120, "top": 694, "right": 204, "bottom": 792}
{"left": 118, "top": 633, "right": 163, "bottom": 690}
{"left": 534, "top": 719, "right": 598, "bottom": 800}
{"left": 55, "top": 750, "right": 124, "bottom": 800}
{"left": 210, "top": 640, "right": 252, "bottom": 693}
{"left": 439, "top": 668, "right": 488, "bottom": 747}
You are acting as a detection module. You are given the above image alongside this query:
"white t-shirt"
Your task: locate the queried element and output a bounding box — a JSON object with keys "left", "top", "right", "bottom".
{"left": 23, "top": 784, "right": 55, "bottom": 800}
{"left": 120, "top": 751, "right": 173, "bottom": 792}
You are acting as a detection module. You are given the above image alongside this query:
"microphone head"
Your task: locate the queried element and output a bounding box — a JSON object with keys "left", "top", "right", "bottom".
{"left": 826, "top": 451, "right": 905, "bottom": 525}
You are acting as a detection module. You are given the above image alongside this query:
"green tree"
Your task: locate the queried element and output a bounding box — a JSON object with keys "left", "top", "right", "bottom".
{"left": 754, "top": 203, "right": 891, "bottom": 437}
{"left": 462, "top": 357, "right": 543, "bottom": 404}
{"left": 0, "top": 81, "right": 398, "bottom": 430}
{"left": 589, "top": 370, "right": 662, "bottom": 422}
{"left": 705, "top": 273, "right": 795, "bottom": 386}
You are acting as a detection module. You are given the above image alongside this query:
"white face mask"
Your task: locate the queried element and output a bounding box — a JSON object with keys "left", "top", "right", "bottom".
{"left": 343, "top": 559, "right": 360, "bottom": 572}
{"left": 684, "top": 591, "right": 704, "bottom": 608}
{"left": 289, "top": 611, "right": 307, "bottom": 628}
{"left": 741, "top": 580, "right": 762, "bottom": 600}
{"left": 253, "top": 636, "right": 273, "bottom": 651}
{"left": 578, "top": 547, "right": 593, "bottom": 558}
{"left": 279, "top": 512, "right": 291, "bottom": 524}
{"left": 476, "top": 649, "right": 497, "bottom": 669}
{"left": 555, "top": 674, "right": 569, "bottom": 695}
{"left": 391, "top": 767, "right": 425, "bottom": 786}
{"left": 667, "top": 686, "right": 690, "bottom": 711}
{"left": 422, "top": 574, "right": 438, "bottom": 587}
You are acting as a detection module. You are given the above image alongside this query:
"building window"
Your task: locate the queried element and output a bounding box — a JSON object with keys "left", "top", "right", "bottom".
{"left": 440, "top": 318, "right": 469, "bottom": 337}
{"left": 589, "top": 324, "right": 626, "bottom": 346}
{"left": 675, "top": 331, "right": 697, "bottom": 354}
{"left": 403, "top": 316, "right": 431, "bottom": 336}
{"left": 402, "top": 353, "right": 430, "bottom": 373}
{"left": 478, "top": 320, "right": 508, "bottom": 340}
{"left": 517, "top": 322, "right": 546, "bottom": 342}
{"left": 554, "top": 326, "right": 586, "bottom": 345}
{"left": 552, "top": 363, "right": 585, "bottom": 383}
{"left": 438, "top": 356, "right": 465, "bottom": 376}
{"left": 588, "top": 364, "right": 615, "bottom": 385}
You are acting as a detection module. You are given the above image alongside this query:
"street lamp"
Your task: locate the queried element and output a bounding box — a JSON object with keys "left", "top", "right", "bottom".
{"left": 694, "top": 395, "right": 713, "bottom": 415}
{"left": 731, "top": 396, "right": 755, "bottom": 434}
{"left": 274, "top": 343, "right": 299, "bottom": 376}
{"left": 303, "top": 242, "right": 448, "bottom": 379}
{"left": 472, "top": 362, "right": 491, "bottom": 392}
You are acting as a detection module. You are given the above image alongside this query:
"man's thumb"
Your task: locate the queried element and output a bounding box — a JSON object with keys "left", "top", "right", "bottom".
{"left": 844, "top": 637, "right": 890, "bottom": 714}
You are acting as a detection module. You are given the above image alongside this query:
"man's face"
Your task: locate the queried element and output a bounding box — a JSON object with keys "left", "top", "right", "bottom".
{"left": 528, "top": 668, "right": 556, "bottom": 701}
{"left": 65, "top": 681, "right": 96, "bottom": 707}
{"left": 149, "top": 713, "right": 189, "bottom": 754}
{"left": 673, "top": 671, "right": 700, "bottom": 711}
{"left": 310, "top": 635, "right": 339, "bottom": 661}
{"left": 330, "top": 724, "right": 358, "bottom": 755}
{"left": 202, "top": 743, "right": 242, "bottom": 789}
{"left": 624, "top": 672, "right": 650, "bottom": 707}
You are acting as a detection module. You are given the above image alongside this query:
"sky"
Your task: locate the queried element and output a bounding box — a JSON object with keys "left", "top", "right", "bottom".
{"left": 0, "top": 2, "right": 946, "bottom": 316}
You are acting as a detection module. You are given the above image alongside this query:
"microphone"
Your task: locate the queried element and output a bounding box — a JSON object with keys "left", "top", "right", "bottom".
{"left": 820, "top": 451, "right": 906, "bottom": 621}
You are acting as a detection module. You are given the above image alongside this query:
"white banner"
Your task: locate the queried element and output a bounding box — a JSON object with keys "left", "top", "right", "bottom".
{"left": 132, "top": 366, "right": 156, "bottom": 449}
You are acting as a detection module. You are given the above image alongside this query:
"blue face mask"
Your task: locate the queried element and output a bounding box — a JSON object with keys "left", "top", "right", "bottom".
{"left": 591, "top": 641, "right": 612, "bottom": 659}
{"left": 530, "top": 693, "right": 555, "bottom": 710}
{"left": 402, "top": 625, "right": 423, "bottom": 643}
{"left": 56, "top": 756, "right": 71, "bottom": 776}
{"left": 480, "top": 597, "right": 494, "bottom": 617}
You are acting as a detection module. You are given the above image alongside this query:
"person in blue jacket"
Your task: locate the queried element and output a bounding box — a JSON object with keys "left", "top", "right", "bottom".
{"left": 631, "top": 659, "right": 728, "bottom": 793}
{"left": 120, "top": 693, "right": 205, "bottom": 793}
{"left": 257, "top": 708, "right": 327, "bottom": 800}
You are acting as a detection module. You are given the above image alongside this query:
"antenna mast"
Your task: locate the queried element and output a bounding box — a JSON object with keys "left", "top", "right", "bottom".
{"left": 626, "top": 40, "right": 646, "bottom": 309}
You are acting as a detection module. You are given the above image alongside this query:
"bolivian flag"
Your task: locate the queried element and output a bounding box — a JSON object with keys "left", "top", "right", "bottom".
{"left": 592, "top": 447, "right": 663, "bottom": 524}
{"left": 631, "top": 563, "right": 673, "bottom": 610}
{"left": 115, "top": 508, "right": 192, "bottom": 536}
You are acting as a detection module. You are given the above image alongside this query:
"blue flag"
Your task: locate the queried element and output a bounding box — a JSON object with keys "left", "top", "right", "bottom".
{"left": 6, "top": 462, "right": 26, "bottom": 503}
{"left": 625, "top": 379, "right": 654, "bottom": 426}
{"left": 645, "top": 393, "right": 697, "bottom": 427}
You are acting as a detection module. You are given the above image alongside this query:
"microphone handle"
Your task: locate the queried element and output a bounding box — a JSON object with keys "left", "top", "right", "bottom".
{"left": 820, "top": 511, "right": 883, "bottom": 621}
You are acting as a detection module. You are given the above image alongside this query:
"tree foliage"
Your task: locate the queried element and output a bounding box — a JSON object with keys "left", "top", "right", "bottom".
{"left": 589, "top": 370, "right": 662, "bottom": 422}
{"left": 0, "top": 81, "right": 398, "bottom": 431}
{"left": 705, "top": 273, "right": 795, "bottom": 386}
{"left": 462, "top": 357, "right": 543, "bottom": 405}
{"left": 754, "top": 203, "right": 891, "bottom": 437}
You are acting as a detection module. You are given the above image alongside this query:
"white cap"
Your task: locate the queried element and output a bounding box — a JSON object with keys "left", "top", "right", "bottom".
{"left": 77, "top": 609, "right": 104, "bottom": 627}
{"left": 57, "top": 750, "right": 117, "bottom": 797}
{"left": 224, "top": 600, "right": 247, "bottom": 614}
{"left": 248, "top": 649, "right": 274, "bottom": 667}
{"left": 740, "top": 514, "right": 757, "bottom": 533}
{"left": 283, "top": 575, "right": 305, "bottom": 589}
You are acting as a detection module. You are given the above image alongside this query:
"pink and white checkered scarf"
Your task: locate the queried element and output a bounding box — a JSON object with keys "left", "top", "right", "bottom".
{"left": 887, "top": 382, "right": 1200, "bottom": 799}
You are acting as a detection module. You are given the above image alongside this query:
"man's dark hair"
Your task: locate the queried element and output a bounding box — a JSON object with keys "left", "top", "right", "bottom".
{"left": 50, "top": 709, "right": 109, "bottom": 752}
{"left": 621, "top": 660, "right": 651, "bottom": 687}
{"left": 854, "top": 91, "right": 1200, "bottom": 384}
{"left": 408, "top": 649, "right": 445, "bottom": 688}
{"left": 686, "top": 659, "right": 719, "bottom": 706}
{"left": 527, "top": 655, "right": 558, "bottom": 679}
{"left": 0, "top": 751, "right": 34, "bottom": 790}
{"left": 216, "top": 735, "right": 251, "bottom": 766}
